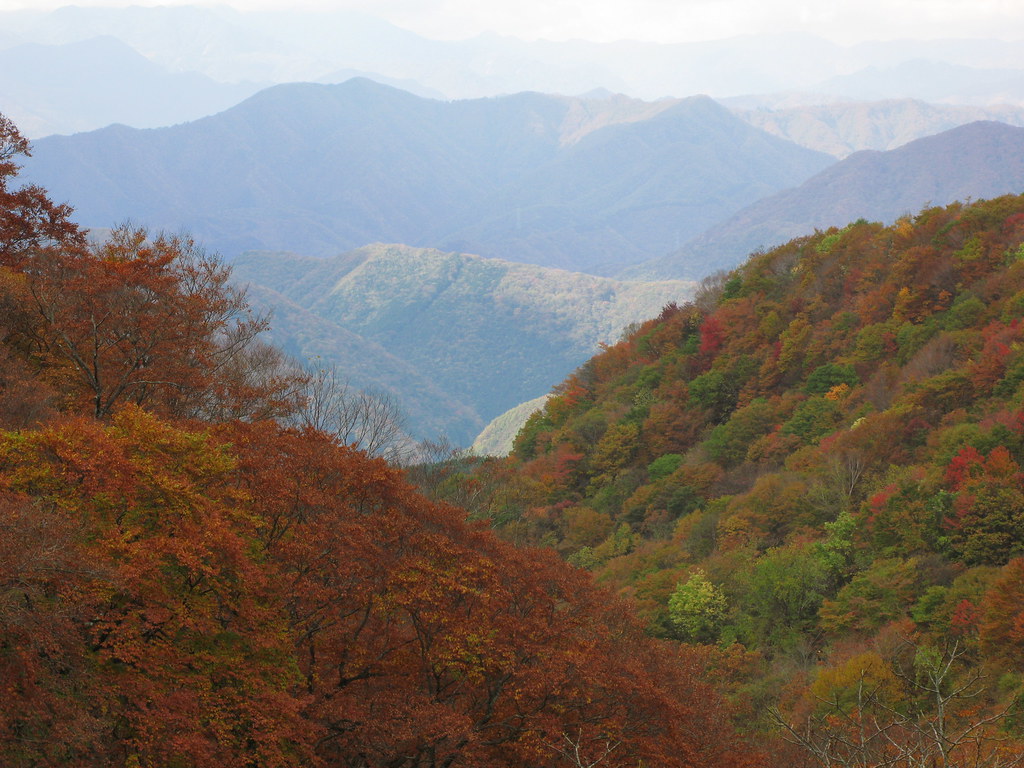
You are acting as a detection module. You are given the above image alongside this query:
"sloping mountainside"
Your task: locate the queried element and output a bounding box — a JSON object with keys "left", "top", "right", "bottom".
{"left": 471, "top": 394, "right": 550, "bottom": 457}
{"left": 732, "top": 98, "right": 1024, "bottom": 158}
{"left": 20, "top": 78, "right": 833, "bottom": 275}
{"left": 434, "top": 94, "right": 831, "bottom": 273}
{"left": 242, "top": 281, "right": 482, "bottom": 443}
{"left": 453, "top": 194, "right": 1024, "bottom": 761}
{"left": 0, "top": 36, "right": 262, "bottom": 138}
{"left": 641, "top": 120, "right": 1024, "bottom": 277}
{"left": 232, "top": 244, "right": 693, "bottom": 445}
{"left": 0, "top": 412, "right": 762, "bottom": 767}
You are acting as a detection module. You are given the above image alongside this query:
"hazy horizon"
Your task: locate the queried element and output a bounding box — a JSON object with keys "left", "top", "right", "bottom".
{"left": 1, "top": 0, "right": 1022, "bottom": 46}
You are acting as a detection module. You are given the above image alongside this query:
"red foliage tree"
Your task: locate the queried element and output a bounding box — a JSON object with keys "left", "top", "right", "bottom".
{"left": 980, "top": 557, "right": 1024, "bottom": 667}
{"left": 944, "top": 446, "right": 1024, "bottom": 564}
{"left": 15, "top": 224, "right": 285, "bottom": 419}
{"left": 0, "top": 115, "right": 300, "bottom": 425}
{"left": 699, "top": 315, "right": 725, "bottom": 355}
{"left": 0, "top": 410, "right": 310, "bottom": 767}
{"left": 0, "top": 113, "right": 85, "bottom": 270}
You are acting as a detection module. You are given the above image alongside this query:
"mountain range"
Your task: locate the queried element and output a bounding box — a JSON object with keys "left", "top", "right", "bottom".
{"left": 19, "top": 78, "right": 832, "bottom": 275}
{"left": 732, "top": 98, "right": 1024, "bottom": 158}
{"left": 0, "top": 36, "right": 263, "bottom": 138}
{"left": 231, "top": 244, "right": 693, "bottom": 445}
{"left": 23, "top": 79, "right": 1024, "bottom": 282}
{"left": 812, "top": 59, "right": 1024, "bottom": 106}
{"left": 633, "top": 120, "right": 1024, "bottom": 277}
{"left": 4, "top": 6, "right": 1024, "bottom": 105}
{"left": 8, "top": 10, "right": 1024, "bottom": 447}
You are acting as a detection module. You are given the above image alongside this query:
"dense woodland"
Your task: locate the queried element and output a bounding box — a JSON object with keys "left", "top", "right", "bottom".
{"left": 3, "top": 97, "right": 1024, "bottom": 768}
{"left": 431, "top": 183, "right": 1024, "bottom": 766}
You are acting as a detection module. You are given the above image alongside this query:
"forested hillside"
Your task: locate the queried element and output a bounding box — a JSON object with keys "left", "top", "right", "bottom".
{"left": 0, "top": 114, "right": 762, "bottom": 767}
{"left": 233, "top": 245, "right": 691, "bottom": 444}
{"left": 445, "top": 194, "right": 1024, "bottom": 765}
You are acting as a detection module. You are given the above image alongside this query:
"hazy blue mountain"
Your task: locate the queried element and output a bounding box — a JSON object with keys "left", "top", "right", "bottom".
{"left": 20, "top": 79, "right": 832, "bottom": 275}
{"left": 732, "top": 98, "right": 1024, "bottom": 158}
{"left": 434, "top": 94, "right": 833, "bottom": 273}
{"left": 1, "top": 7, "right": 830, "bottom": 98}
{"left": 315, "top": 68, "right": 446, "bottom": 100}
{"left": 0, "top": 4, "right": 315, "bottom": 83}
{"left": 811, "top": 60, "right": 1024, "bottom": 106}
{"left": 0, "top": 30, "right": 23, "bottom": 49}
{"left": 635, "top": 121, "right": 1024, "bottom": 277}
{"left": 5, "top": 6, "right": 1024, "bottom": 103}
{"left": 845, "top": 38, "right": 1024, "bottom": 72}
{"left": 232, "top": 244, "right": 694, "bottom": 445}
{"left": 0, "top": 36, "right": 262, "bottom": 137}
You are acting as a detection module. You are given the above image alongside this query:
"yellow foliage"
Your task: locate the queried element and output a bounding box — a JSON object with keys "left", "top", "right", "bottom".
{"left": 825, "top": 383, "right": 850, "bottom": 401}
{"left": 810, "top": 651, "right": 903, "bottom": 710}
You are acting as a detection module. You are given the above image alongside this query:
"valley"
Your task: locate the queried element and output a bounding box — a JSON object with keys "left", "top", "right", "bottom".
{"left": 1, "top": 5, "right": 1024, "bottom": 765}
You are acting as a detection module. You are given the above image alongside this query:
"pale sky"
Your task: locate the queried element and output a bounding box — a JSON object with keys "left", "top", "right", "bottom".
{"left": 1, "top": 0, "right": 1023, "bottom": 45}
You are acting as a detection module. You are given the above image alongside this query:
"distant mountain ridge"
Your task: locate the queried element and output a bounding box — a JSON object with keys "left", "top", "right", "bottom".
{"left": 731, "top": 98, "right": 1024, "bottom": 158}
{"left": 0, "top": 36, "right": 263, "bottom": 137}
{"left": 811, "top": 60, "right": 1024, "bottom": 106}
{"left": 637, "top": 120, "right": 1024, "bottom": 277}
{"left": 20, "top": 78, "right": 832, "bottom": 275}
{"left": 4, "top": 6, "right": 1024, "bottom": 104}
{"left": 232, "top": 244, "right": 693, "bottom": 445}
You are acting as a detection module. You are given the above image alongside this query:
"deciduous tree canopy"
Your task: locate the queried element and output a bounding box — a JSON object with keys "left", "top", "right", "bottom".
{"left": 443, "top": 195, "right": 1024, "bottom": 766}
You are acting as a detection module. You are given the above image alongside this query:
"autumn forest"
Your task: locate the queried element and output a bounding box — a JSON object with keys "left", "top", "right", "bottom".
{"left": 3, "top": 93, "right": 1024, "bottom": 768}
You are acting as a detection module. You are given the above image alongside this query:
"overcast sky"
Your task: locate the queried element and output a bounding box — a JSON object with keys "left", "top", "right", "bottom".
{"left": 1, "top": 0, "right": 1023, "bottom": 44}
